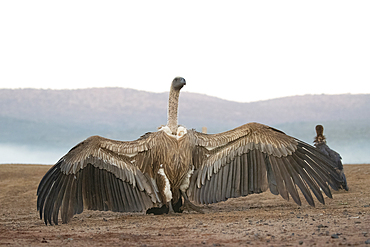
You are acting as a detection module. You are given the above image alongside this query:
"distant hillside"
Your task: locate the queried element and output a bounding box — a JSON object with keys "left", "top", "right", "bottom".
{"left": 0, "top": 88, "right": 369, "bottom": 164}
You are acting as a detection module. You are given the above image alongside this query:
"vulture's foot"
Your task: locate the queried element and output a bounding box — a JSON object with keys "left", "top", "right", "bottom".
{"left": 180, "top": 199, "right": 204, "bottom": 214}
{"left": 180, "top": 191, "right": 204, "bottom": 214}
{"left": 168, "top": 202, "right": 175, "bottom": 214}
{"left": 166, "top": 197, "right": 184, "bottom": 215}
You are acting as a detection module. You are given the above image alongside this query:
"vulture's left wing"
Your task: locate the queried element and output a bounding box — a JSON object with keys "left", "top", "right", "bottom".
{"left": 187, "top": 122, "right": 344, "bottom": 206}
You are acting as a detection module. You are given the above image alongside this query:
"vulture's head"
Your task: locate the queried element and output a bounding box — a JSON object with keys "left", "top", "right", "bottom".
{"left": 314, "top": 124, "right": 326, "bottom": 144}
{"left": 172, "top": 77, "right": 186, "bottom": 91}
{"left": 315, "top": 125, "right": 324, "bottom": 137}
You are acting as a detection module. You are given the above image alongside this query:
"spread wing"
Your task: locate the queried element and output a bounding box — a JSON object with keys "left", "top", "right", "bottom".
{"left": 37, "top": 133, "right": 162, "bottom": 225}
{"left": 187, "top": 122, "right": 343, "bottom": 206}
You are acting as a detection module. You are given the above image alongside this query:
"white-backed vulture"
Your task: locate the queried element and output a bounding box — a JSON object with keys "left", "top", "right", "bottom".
{"left": 314, "top": 124, "right": 348, "bottom": 190}
{"left": 37, "top": 77, "right": 345, "bottom": 225}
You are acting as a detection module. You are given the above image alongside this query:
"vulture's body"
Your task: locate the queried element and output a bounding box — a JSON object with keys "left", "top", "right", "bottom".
{"left": 314, "top": 125, "right": 348, "bottom": 191}
{"left": 37, "top": 77, "right": 345, "bottom": 225}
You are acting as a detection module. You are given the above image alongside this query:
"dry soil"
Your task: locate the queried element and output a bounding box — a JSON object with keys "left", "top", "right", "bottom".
{"left": 0, "top": 164, "right": 369, "bottom": 246}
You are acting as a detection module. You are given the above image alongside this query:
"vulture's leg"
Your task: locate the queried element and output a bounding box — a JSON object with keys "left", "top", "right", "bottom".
{"left": 168, "top": 201, "right": 175, "bottom": 214}
{"left": 180, "top": 191, "right": 204, "bottom": 214}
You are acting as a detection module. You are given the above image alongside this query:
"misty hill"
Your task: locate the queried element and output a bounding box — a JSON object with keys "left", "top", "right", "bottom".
{"left": 0, "top": 88, "right": 369, "bottom": 164}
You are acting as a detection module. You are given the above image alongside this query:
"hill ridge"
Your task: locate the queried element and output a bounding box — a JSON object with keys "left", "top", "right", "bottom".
{"left": 0, "top": 88, "right": 369, "bottom": 164}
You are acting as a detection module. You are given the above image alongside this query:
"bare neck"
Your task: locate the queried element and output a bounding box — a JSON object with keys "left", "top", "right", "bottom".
{"left": 167, "top": 87, "right": 180, "bottom": 135}
{"left": 314, "top": 134, "right": 326, "bottom": 145}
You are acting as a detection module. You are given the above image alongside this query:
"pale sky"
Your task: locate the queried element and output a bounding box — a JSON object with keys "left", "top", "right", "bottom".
{"left": 1, "top": 1, "right": 369, "bottom": 102}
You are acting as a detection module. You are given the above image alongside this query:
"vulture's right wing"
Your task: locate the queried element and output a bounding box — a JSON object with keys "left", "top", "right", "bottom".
{"left": 37, "top": 133, "right": 162, "bottom": 225}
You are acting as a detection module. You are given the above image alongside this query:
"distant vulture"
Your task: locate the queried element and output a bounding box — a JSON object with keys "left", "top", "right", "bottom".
{"left": 37, "top": 77, "right": 345, "bottom": 225}
{"left": 314, "top": 125, "right": 348, "bottom": 190}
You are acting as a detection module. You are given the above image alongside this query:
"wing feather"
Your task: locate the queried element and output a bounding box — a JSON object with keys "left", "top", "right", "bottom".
{"left": 279, "top": 158, "right": 301, "bottom": 205}
{"left": 75, "top": 172, "right": 84, "bottom": 214}
{"left": 291, "top": 152, "right": 325, "bottom": 204}
{"left": 241, "top": 154, "right": 249, "bottom": 195}
{"left": 234, "top": 157, "right": 241, "bottom": 197}
{"left": 230, "top": 160, "right": 237, "bottom": 197}
{"left": 110, "top": 172, "right": 122, "bottom": 211}
{"left": 215, "top": 168, "right": 223, "bottom": 202}
{"left": 225, "top": 159, "right": 234, "bottom": 199}
{"left": 285, "top": 155, "right": 314, "bottom": 206}
{"left": 47, "top": 175, "right": 65, "bottom": 225}
{"left": 294, "top": 147, "right": 333, "bottom": 198}
{"left": 220, "top": 163, "right": 229, "bottom": 202}
{"left": 210, "top": 165, "right": 218, "bottom": 203}
{"left": 201, "top": 172, "right": 210, "bottom": 204}
{"left": 269, "top": 156, "right": 289, "bottom": 200}
{"left": 256, "top": 150, "right": 268, "bottom": 193}
{"left": 265, "top": 154, "right": 278, "bottom": 195}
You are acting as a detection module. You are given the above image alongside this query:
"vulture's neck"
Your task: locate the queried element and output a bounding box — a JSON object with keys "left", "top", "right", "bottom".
{"left": 167, "top": 87, "right": 180, "bottom": 135}
{"left": 314, "top": 134, "right": 326, "bottom": 145}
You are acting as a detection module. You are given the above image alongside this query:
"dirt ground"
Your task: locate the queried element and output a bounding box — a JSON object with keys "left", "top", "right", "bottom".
{"left": 0, "top": 164, "right": 369, "bottom": 246}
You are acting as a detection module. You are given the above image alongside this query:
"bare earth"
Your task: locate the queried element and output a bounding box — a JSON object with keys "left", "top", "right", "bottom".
{"left": 0, "top": 164, "right": 369, "bottom": 246}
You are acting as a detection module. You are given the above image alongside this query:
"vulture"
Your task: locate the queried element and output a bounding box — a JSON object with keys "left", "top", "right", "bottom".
{"left": 37, "top": 77, "right": 345, "bottom": 225}
{"left": 314, "top": 125, "right": 348, "bottom": 191}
